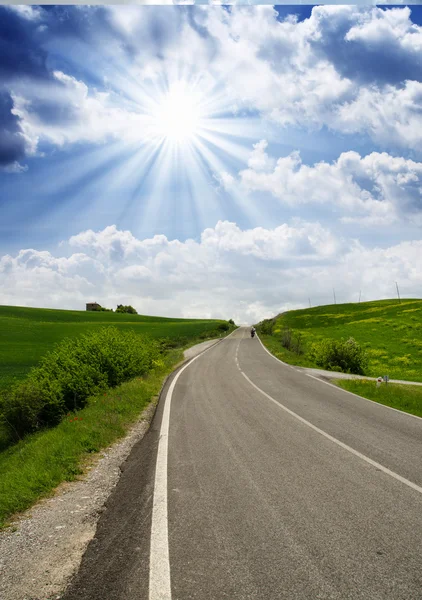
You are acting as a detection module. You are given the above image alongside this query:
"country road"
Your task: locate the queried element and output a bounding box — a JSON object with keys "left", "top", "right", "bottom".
{"left": 63, "top": 327, "right": 422, "bottom": 600}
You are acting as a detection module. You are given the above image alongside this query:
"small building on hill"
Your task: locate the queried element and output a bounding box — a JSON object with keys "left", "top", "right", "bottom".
{"left": 86, "top": 302, "right": 101, "bottom": 311}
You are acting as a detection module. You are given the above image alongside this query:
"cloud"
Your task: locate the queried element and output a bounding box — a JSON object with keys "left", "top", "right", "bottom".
{"left": 332, "top": 81, "right": 422, "bottom": 152}
{"left": 220, "top": 143, "right": 422, "bottom": 225}
{"left": 1, "top": 5, "right": 422, "bottom": 170}
{"left": 0, "top": 91, "right": 28, "bottom": 169}
{"left": 1, "top": 221, "right": 421, "bottom": 323}
{"left": 309, "top": 6, "right": 422, "bottom": 86}
{"left": 0, "top": 7, "right": 49, "bottom": 82}
{"left": 203, "top": 5, "right": 422, "bottom": 151}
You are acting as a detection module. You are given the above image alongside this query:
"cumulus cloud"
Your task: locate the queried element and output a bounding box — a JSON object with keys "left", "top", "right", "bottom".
{"left": 204, "top": 5, "right": 422, "bottom": 150}
{"left": 10, "top": 71, "right": 154, "bottom": 151}
{"left": 220, "top": 142, "right": 422, "bottom": 225}
{"left": 1, "top": 222, "right": 421, "bottom": 323}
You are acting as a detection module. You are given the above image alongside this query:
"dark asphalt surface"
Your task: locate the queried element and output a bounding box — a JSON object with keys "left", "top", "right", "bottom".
{"left": 63, "top": 328, "right": 422, "bottom": 600}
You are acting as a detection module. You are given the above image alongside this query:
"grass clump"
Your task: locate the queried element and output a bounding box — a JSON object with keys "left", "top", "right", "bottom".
{"left": 334, "top": 379, "right": 422, "bottom": 418}
{"left": 0, "top": 327, "right": 160, "bottom": 443}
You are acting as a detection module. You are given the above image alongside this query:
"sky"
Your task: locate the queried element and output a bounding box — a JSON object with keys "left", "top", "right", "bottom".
{"left": 0, "top": 4, "right": 422, "bottom": 323}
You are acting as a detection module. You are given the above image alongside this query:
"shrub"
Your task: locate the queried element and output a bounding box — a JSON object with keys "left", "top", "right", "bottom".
{"left": 228, "top": 319, "right": 235, "bottom": 325}
{"left": 0, "top": 327, "right": 159, "bottom": 441}
{"left": 259, "top": 318, "right": 275, "bottom": 335}
{"left": 0, "top": 377, "right": 63, "bottom": 439}
{"left": 309, "top": 337, "right": 368, "bottom": 375}
{"left": 217, "top": 322, "right": 230, "bottom": 332}
{"left": 280, "top": 327, "right": 304, "bottom": 355}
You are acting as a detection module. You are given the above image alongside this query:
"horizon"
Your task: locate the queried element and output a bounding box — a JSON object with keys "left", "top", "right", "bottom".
{"left": 1, "top": 296, "right": 420, "bottom": 325}
{"left": 1, "top": 4, "right": 422, "bottom": 322}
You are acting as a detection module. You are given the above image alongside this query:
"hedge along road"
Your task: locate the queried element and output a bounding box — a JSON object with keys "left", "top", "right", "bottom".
{"left": 63, "top": 327, "right": 422, "bottom": 600}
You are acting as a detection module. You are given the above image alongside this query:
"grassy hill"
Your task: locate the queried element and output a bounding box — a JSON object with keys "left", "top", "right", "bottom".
{"left": 257, "top": 298, "right": 422, "bottom": 382}
{"left": 0, "top": 305, "right": 230, "bottom": 391}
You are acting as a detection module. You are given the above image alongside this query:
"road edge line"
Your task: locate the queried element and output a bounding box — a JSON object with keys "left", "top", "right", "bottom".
{"left": 149, "top": 327, "right": 239, "bottom": 600}
{"left": 257, "top": 334, "right": 422, "bottom": 422}
{"left": 305, "top": 373, "right": 422, "bottom": 421}
{"left": 241, "top": 370, "right": 422, "bottom": 496}
{"left": 256, "top": 333, "right": 299, "bottom": 371}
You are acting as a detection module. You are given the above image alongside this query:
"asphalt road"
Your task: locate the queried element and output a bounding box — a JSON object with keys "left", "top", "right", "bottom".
{"left": 63, "top": 327, "right": 422, "bottom": 600}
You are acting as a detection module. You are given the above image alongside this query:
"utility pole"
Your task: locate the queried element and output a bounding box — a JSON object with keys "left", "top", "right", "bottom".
{"left": 395, "top": 281, "right": 401, "bottom": 304}
{"left": 333, "top": 288, "right": 336, "bottom": 305}
{"left": 309, "top": 298, "right": 311, "bottom": 308}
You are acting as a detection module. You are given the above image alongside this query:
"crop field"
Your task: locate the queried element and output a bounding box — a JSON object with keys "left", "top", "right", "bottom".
{"left": 0, "top": 305, "right": 228, "bottom": 391}
{"left": 259, "top": 298, "right": 422, "bottom": 382}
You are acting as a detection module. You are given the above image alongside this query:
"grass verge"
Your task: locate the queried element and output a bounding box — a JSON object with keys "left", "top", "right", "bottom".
{"left": 0, "top": 347, "right": 186, "bottom": 529}
{"left": 258, "top": 299, "right": 422, "bottom": 381}
{"left": 334, "top": 379, "right": 422, "bottom": 418}
{"left": 258, "top": 333, "right": 318, "bottom": 368}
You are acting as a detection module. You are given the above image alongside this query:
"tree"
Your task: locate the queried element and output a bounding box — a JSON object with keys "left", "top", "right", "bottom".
{"left": 116, "top": 304, "right": 138, "bottom": 314}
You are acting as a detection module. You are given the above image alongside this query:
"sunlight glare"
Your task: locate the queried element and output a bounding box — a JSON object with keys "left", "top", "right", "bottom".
{"left": 154, "top": 82, "right": 202, "bottom": 143}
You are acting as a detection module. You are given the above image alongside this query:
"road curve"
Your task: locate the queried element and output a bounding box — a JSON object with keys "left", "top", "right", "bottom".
{"left": 63, "top": 327, "right": 422, "bottom": 600}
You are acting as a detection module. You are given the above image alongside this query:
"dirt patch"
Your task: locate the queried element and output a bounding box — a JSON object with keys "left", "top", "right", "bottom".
{"left": 0, "top": 401, "right": 157, "bottom": 600}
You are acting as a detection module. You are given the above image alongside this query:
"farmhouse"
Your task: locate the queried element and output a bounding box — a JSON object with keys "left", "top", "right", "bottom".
{"left": 86, "top": 302, "right": 101, "bottom": 311}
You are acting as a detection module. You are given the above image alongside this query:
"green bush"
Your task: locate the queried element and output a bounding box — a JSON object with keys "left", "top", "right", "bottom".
{"left": 217, "top": 322, "right": 230, "bottom": 332}
{"left": 116, "top": 304, "right": 138, "bottom": 314}
{"left": 280, "top": 327, "right": 304, "bottom": 355}
{"left": 0, "top": 327, "right": 159, "bottom": 441}
{"left": 259, "top": 318, "right": 275, "bottom": 335}
{"left": 309, "top": 337, "right": 368, "bottom": 375}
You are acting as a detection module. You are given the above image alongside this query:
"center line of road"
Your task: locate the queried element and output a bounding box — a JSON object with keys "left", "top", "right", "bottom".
{"left": 149, "top": 328, "right": 239, "bottom": 600}
{"left": 241, "top": 371, "right": 422, "bottom": 496}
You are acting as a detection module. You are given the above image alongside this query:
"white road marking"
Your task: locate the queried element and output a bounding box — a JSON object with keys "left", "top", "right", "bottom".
{"left": 255, "top": 333, "right": 297, "bottom": 370}
{"left": 306, "top": 373, "right": 422, "bottom": 421}
{"left": 241, "top": 371, "right": 422, "bottom": 496}
{"left": 257, "top": 333, "right": 421, "bottom": 421}
{"left": 149, "top": 328, "right": 239, "bottom": 600}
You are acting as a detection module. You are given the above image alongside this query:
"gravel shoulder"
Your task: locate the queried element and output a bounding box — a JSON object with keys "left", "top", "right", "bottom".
{"left": 0, "top": 400, "right": 157, "bottom": 600}
{"left": 0, "top": 339, "right": 219, "bottom": 600}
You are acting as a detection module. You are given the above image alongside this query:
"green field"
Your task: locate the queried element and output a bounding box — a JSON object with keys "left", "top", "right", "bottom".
{"left": 0, "top": 305, "right": 229, "bottom": 391}
{"left": 258, "top": 299, "right": 422, "bottom": 382}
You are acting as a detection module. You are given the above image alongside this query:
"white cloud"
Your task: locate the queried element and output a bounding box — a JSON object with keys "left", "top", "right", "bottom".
{"left": 1, "top": 222, "right": 421, "bottom": 323}
{"left": 202, "top": 5, "right": 422, "bottom": 150}
{"left": 332, "top": 81, "right": 422, "bottom": 152}
{"left": 7, "top": 5, "right": 422, "bottom": 161}
{"left": 6, "top": 5, "right": 42, "bottom": 20}
{"left": 0, "top": 161, "right": 28, "bottom": 174}
{"left": 10, "top": 72, "right": 155, "bottom": 151}
{"left": 220, "top": 144, "right": 422, "bottom": 225}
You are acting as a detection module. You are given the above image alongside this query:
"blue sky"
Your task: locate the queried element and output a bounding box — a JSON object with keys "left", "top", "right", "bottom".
{"left": 1, "top": 5, "right": 422, "bottom": 321}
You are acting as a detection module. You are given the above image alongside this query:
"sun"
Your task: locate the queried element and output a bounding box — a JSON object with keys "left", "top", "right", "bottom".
{"left": 152, "top": 82, "right": 203, "bottom": 144}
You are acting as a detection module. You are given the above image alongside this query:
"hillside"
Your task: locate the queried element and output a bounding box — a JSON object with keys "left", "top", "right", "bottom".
{"left": 257, "top": 299, "right": 422, "bottom": 382}
{"left": 0, "top": 305, "right": 230, "bottom": 390}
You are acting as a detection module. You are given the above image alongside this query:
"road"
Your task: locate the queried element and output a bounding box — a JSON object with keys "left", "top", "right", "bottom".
{"left": 63, "top": 327, "right": 422, "bottom": 600}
